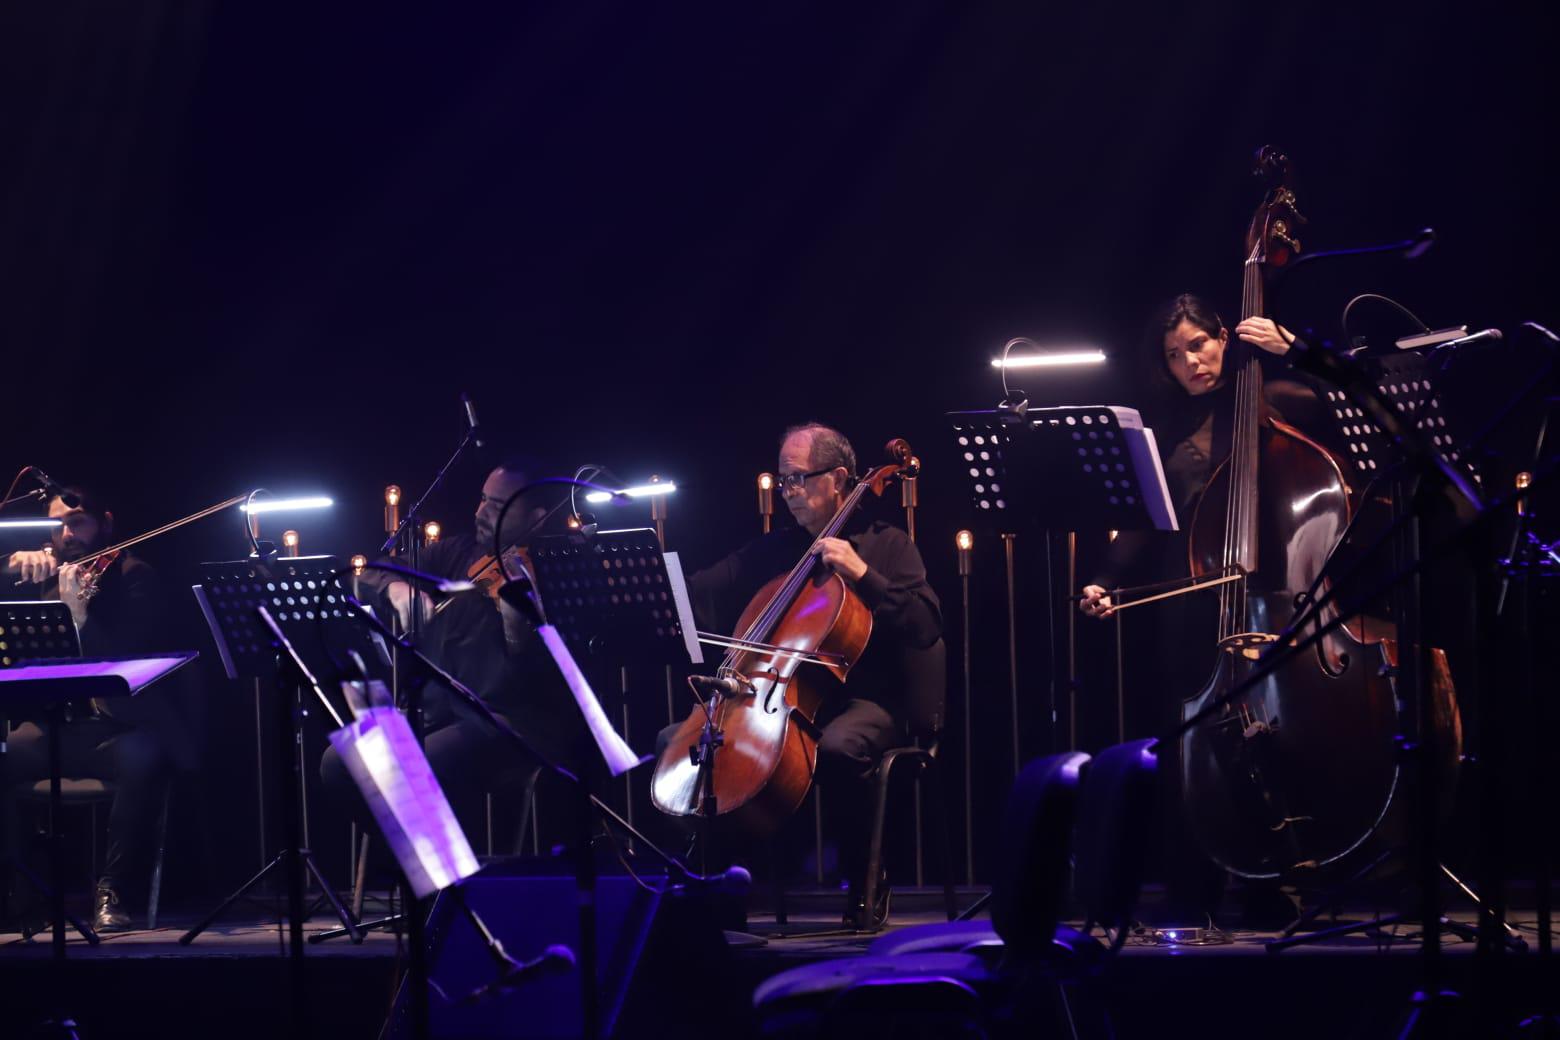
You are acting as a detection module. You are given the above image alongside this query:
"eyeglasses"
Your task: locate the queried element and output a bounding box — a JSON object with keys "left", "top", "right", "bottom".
{"left": 777, "top": 467, "right": 836, "bottom": 493}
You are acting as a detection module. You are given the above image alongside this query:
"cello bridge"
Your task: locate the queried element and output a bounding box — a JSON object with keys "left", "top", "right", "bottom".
{"left": 1219, "top": 631, "right": 1278, "bottom": 660}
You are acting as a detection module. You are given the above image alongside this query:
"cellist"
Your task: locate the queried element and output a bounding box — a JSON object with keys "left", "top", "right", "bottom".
{"left": 656, "top": 422, "right": 942, "bottom": 928}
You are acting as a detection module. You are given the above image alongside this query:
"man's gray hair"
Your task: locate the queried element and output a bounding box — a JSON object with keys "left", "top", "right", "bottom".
{"left": 783, "top": 422, "right": 857, "bottom": 479}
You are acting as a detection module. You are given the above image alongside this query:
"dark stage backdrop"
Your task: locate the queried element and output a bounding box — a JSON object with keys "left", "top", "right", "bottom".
{"left": 2, "top": 5, "right": 1553, "bottom": 893}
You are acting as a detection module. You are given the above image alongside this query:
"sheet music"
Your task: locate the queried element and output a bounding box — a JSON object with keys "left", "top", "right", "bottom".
{"left": 329, "top": 707, "right": 480, "bottom": 899}
{"left": 537, "top": 624, "right": 648, "bottom": 778}
{"left": 662, "top": 551, "right": 704, "bottom": 666}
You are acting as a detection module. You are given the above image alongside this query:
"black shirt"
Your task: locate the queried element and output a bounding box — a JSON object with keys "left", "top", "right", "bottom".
{"left": 688, "top": 516, "right": 942, "bottom": 721}
{"left": 390, "top": 533, "right": 579, "bottom": 767}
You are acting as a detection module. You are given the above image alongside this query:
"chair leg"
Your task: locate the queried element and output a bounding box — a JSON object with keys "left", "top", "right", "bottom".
{"left": 510, "top": 770, "right": 540, "bottom": 856}
{"left": 352, "top": 833, "right": 370, "bottom": 920}
{"left": 925, "top": 761, "right": 957, "bottom": 921}
{"left": 858, "top": 757, "right": 898, "bottom": 932}
{"left": 148, "top": 786, "right": 171, "bottom": 929}
{"left": 772, "top": 840, "right": 789, "bottom": 926}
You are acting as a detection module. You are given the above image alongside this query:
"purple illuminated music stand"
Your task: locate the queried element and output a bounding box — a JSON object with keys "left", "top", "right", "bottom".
{"left": 0, "top": 652, "right": 196, "bottom": 961}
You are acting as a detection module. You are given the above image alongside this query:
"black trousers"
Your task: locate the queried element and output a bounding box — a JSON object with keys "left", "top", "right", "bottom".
{"left": 5, "top": 717, "right": 169, "bottom": 896}
{"left": 655, "top": 697, "right": 903, "bottom": 887}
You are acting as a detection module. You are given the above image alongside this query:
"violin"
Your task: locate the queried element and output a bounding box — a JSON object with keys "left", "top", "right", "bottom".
{"left": 1177, "top": 148, "right": 1460, "bottom": 880}
{"left": 650, "top": 439, "right": 919, "bottom": 836}
{"left": 15, "top": 495, "right": 250, "bottom": 600}
{"left": 465, "top": 545, "right": 533, "bottom": 602}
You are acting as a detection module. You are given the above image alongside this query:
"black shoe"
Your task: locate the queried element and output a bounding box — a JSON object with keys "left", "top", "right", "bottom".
{"left": 93, "top": 882, "right": 131, "bottom": 933}
{"left": 843, "top": 871, "right": 891, "bottom": 932}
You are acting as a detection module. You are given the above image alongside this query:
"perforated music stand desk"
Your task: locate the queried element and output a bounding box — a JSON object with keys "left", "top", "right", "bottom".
{"left": 1314, "top": 352, "right": 1480, "bottom": 488}
{"left": 947, "top": 406, "right": 1178, "bottom": 533}
{"left": 526, "top": 526, "right": 703, "bottom": 669}
{"left": 0, "top": 651, "right": 196, "bottom": 959}
{"left": 192, "top": 554, "right": 389, "bottom": 684}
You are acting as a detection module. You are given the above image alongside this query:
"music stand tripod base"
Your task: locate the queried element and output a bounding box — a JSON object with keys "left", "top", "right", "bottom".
{"left": 182, "top": 559, "right": 366, "bottom": 945}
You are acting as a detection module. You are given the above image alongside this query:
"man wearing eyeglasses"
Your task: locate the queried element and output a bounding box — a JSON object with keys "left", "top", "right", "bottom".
{"left": 664, "top": 422, "right": 943, "bottom": 929}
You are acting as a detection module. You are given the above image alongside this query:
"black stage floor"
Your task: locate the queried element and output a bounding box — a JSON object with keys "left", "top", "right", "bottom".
{"left": 2, "top": 887, "right": 1554, "bottom": 1039}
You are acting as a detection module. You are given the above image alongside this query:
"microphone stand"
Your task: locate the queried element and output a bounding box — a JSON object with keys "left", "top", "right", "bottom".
{"left": 326, "top": 585, "right": 720, "bottom": 1040}
{"left": 379, "top": 419, "right": 478, "bottom": 1040}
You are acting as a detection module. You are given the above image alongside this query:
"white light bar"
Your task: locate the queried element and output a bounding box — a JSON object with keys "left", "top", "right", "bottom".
{"left": 584, "top": 482, "right": 677, "bottom": 505}
{"left": 239, "top": 496, "right": 334, "bottom": 514}
{"left": 990, "top": 350, "right": 1107, "bottom": 369}
{"left": 0, "top": 519, "right": 62, "bottom": 529}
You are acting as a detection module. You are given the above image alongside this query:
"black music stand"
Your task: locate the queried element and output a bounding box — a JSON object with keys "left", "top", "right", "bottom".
{"left": 947, "top": 405, "right": 1178, "bottom": 534}
{"left": 526, "top": 526, "right": 704, "bottom": 668}
{"left": 0, "top": 650, "right": 196, "bottom": 964}
{"left": 1315, "top": 352, "right": 1479, "bottom": 489}
{"left": 181, "top": 557, "right": 366, "bottom": 949}
{"left": 1267, "top": 351, "right": 1509, "bottom": 956}
{"left": 946, "top": 406, "right": 1178, "bottom": 759}
{"left": 0, "top": 600, "right": 91, "bottom": 947}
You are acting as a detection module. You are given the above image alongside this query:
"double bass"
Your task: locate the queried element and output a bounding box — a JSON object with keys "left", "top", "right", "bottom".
{"left": 1178, "top": 148, "right": 1460, "bottom": 880}
{"left": 650, "top": 439, "right": 919, "bottom": 835}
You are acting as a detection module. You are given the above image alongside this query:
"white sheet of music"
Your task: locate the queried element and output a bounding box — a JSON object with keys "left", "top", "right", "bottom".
{"left": 537, "top": 624, "right": 648, "bottom": 778}
{"left": 662, "top": 551, "right": 704, "bottom": 666}
{"left": 329, "top": 707, "right": 480, "bottom": 899}
{"left": 1106, "top": 406, "right": 1179, "bottom": 532}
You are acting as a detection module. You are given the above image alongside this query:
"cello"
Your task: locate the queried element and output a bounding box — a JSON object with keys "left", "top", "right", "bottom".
{"left": 650, "top": 439, "right": 919, "bottom": 836}
{"left": 1178, "top": 148, "right": 1460, "bottom": 880}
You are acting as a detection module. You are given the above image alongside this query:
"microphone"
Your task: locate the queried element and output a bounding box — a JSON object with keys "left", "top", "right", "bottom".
{"left": 708, "top": 863, "right": 752, "bottom": 896}
{"left": 461, "top": 394, "right": 485, "bottom": 449}
{"left": 28, "top": 468, "right": 81, "bottom": 508}
{"left": 1402, "top": 227, "right": 1436, "bottom": 260}
{"left": 463, "top": 944, "right": 575, "bottom": 1004}
{"left": 689, "top": 674, "right": 753, "bottom": 697}
{"left": 361, "top": 561, "right": 478, "bottom": 595}
{"left": 1435, "top": 328, "right": 1503, "bottom": 351}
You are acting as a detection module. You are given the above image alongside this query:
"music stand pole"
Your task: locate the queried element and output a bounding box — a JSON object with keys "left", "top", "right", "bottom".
{"left": 956, "top": 531, "right": 975, "bottom": 886}
{"left": 1002, "top": 533, "right": 1019, "bottom": 776}
{"left": 380, "top": 426, "right": 476, "bottom": 1040}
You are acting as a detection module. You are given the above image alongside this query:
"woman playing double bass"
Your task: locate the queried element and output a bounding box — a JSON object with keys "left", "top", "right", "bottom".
{"left": 654, "top": 422, "right": 942, "bottom": 928}
{"left": 1079, "top": 293, "right": 1335, "bottom": 623}
{"left": 1075, "top": 293, "right": 1347, "bottom": 924}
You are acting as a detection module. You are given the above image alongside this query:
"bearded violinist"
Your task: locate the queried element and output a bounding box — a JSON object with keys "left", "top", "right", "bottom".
{"left": 319, "top": 460, "right": 582, "bottom": 841}
{"left": 3, "top": 484, "right": 195, "bottom": 932}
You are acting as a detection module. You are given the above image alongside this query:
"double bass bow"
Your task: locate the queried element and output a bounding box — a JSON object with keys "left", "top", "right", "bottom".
{"left": 650, "top": 439, "right": 919, "bottom": 836}
{"left": 1178, "top": 147, "right": 1460, "bottom": 881}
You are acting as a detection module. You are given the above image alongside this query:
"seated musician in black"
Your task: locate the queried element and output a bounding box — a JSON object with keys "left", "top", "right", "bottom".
{"left": 320, "top": 461, "right": 580, "bottom": 846}
{"left": 4, "top": 486, "right": 195, "bottom": 932}
{"left": 659, "top": 422, "right": 943, "bottom": 927}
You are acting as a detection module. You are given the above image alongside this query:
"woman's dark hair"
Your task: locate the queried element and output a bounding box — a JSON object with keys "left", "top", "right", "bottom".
{"left": 1144, "top": 293, "right": 1226, "bottom": 390}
